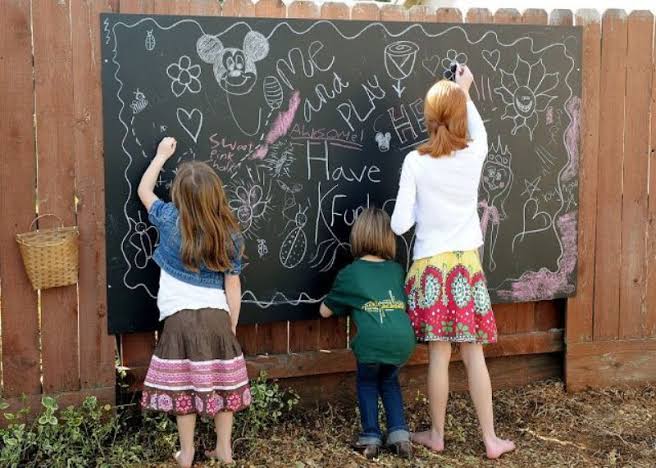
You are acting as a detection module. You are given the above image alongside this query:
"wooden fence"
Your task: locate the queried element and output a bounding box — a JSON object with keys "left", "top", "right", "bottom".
{"left": 0, "top": 0, "right": 654, "bottom": 410}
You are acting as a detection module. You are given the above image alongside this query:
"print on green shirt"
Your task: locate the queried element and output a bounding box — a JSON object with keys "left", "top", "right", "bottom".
{"left": 362, "top": 291, "right": 406, "bottom": 324}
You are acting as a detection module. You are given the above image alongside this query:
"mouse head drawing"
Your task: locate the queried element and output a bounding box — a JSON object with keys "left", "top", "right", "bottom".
{"left": 197, "top": 31, "right": 269, "bottom": 96}
{"left": 375, "top": 131, "right": 391, "bottom": 152}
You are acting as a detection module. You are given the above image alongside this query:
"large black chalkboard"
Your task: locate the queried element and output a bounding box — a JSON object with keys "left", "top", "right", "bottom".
{"left": 101, "top": 14, "right": 581, "bottom": 334}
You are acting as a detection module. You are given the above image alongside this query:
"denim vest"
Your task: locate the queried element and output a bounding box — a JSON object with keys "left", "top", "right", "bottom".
{"left": 148, "top": 199, "right": 243, "bottom": 288}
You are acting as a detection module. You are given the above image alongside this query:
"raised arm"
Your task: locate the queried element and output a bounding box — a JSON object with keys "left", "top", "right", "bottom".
{"left": 137, "top": 137, "right": 177, "bottom": 211}
{"left": 466, "top": 100, "right": 488, "bottom": 157}
{"left": 390, "top": 157, "right": 417, "bottom": 235}
{"left": 455, "top": 65, "right": 488, "bottom": 158}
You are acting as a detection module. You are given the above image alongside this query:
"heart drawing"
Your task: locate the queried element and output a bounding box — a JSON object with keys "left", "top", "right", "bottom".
{"left": 512, "top": 198, "right": 553, "bottom": 252}
{"left": 176, "top": 107, "right": 203, "bottom": 143}
{"left": 421, "top": 55, "right": 441, "bottom": 77}
{"left": 482, "top": 49, "right": 500, "bottom": 71}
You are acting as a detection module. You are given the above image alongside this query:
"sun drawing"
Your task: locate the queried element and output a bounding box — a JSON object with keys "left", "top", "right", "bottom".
{"left": 495, "top": 55, "right": 559, "bottom": 140}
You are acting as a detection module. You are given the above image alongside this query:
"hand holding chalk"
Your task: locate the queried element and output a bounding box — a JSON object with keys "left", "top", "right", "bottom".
{"left": 455, "top": 64, "right": 473, "bottom": 94}
{"left": 156, "top": 137, "right": 177, "bottom": 160}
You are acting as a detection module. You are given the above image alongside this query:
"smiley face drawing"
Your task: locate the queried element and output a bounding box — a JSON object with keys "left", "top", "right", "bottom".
{"left": 196, "top": 31, "right": 269, "bottom": 96}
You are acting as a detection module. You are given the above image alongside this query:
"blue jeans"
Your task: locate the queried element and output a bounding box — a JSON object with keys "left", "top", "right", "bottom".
{"left": 356, "top": 362, "right": 409, "bottom": 446}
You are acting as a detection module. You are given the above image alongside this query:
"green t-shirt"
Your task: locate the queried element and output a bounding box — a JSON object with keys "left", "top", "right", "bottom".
{"left": 324, "top": 259, "right": 416, "bottom": 366}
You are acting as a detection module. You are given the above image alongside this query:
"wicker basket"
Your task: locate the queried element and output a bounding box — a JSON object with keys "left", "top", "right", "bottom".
{"left": 16, "top": 214, "right": 79, "bottom": 290}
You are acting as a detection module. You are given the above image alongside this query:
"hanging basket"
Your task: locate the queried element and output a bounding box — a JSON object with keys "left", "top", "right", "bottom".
{"left": 16, "top": 214, "right": 79, "bottom": 290}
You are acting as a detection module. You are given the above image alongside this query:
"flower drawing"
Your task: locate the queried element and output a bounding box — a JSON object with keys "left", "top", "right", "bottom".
{"left": 495, "top": 55, "right": 559, "bottom": 140}
{"left": 166, "top": 55, "right": 202, "bottom": 98}
{"left": 442, "top": 49, "right": 468, "bottom": 80}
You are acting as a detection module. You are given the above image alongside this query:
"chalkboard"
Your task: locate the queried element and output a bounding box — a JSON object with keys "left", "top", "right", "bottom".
{"left": 101, "top": 14, "right": 581, "bottom": 334}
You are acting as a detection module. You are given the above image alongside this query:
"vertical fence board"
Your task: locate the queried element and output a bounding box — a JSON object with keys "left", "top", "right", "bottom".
{"left": 550, "top": 9, "right": 573, "bottom": 26}
{"left": 33, "top": 0, "right": 81, "bottom": 394}
{"left": 593, "top": 10, "right": 627, "bottom": 340}
{"left": 647, "top": 9, "right": 656, "bottom": 337}
{"left": 286, "top": 0, "right": 322, "bottom": 353}
{"left": 71, "top": 0, "right": 117, "bottom": 390}
{"left": 250, "top": 0, "right": 288, "bottom": 356}
{"left": 380, "top": 4, "right": 408, "bottom": 22}
{"left": 0, "top": 0, "right": 41, "bottom": 397}
{"left": 189, "top": 0, "right": 221, "bottom": 16}
{"left": 566, "top": 10, "right": 601, "bottom": 345}
{"left": 619, "top": 11, "right": 653, "bottom": 338}
{"left": 222, "top": 0, "right": 254, "bottom": 18}
{"left": 489, "top": 8, "right": 524, "bottom": 336}
{"left": 465, "top": 8, "right": 492, "bottom": 24}
{"left": 315, "top": 1, "right": 350, "bottom": 352}
{"left": 435, "top": 8, "right": 462, "bottom": 23}
{"left": 351, "top": 2, "right": 379, "bottom": 21}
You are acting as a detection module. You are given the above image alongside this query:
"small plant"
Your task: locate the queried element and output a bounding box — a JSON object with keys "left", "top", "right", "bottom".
{"left": 235, "top": 372, "right": 300, "bottom": 438}
{"left": 0, "top": 373, "right": 299, "bottom": 466}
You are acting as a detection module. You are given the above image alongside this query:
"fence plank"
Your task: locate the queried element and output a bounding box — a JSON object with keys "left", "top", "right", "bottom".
{"left": 32, "top": 0, "right": 80, "bottom": 394}
{"left": 487, "top": 8, "right": 525, "bottom": 336}
{"left": 71, "top": 0, "right": 117, "bottom": 391}
{"left": 222, "top": 0, "right": 254, "bottom": 18}
{"left": 189, "top": 0, "right": 221, "bottom": 16}
{"left": 619, "top": 11, "right": 653, "bottom": 338}
{"left": 0, "top": 0, "right": 41, "bottom": 397}
{"left": 566, "top": 10, "right": 601, "bottom": 345}
{"left": 120, "top": 332, "right": 157, "bottom": 368}
{"left": 647, "top": 10, "right": 656, "bottom": 338}
{"left": 435, "top": 8, "right": 462, "bottom": 23}
{"left": 284, "top": 0, "right": 322, "bottom": 354}
{"left": 351, "top": 2, "right": 379, "bottom": 21}
{"left": 465, "top": 8, "right": 492, "bottom": 24}
{"left": 380, "top": 4, "right": 408, "bottom": 22}
{"left": 549, "top": 9, "right": 573, "bottom": 25}
{"left": 249, "top": 0, "right": 288, "bottom": 356}
{"left": 593, "top": 10, "right": 628, "bottom": 340}
{"left": 313, "top": 0, "right": 352, "bottom": 352}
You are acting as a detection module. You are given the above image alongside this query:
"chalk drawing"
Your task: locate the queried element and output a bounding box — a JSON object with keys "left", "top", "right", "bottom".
{"left": 176, "top": 107, "right": 203, "bottom": 143}
{"left": 280, "top": 205, "right": 309, "bottom": 269}
{"left": 130, "top": 89, "right": 148, "bottom": 114}
{"left": 257, "top": 238, "right": 269, "bottom": 258}
{"left": 166, "top": 55, "right": 202, "bottom": 98}
{"left": 375, "top": 132, "right": 391, "bottom": 152}
{"left": 197, "top": 31, "right": 269, "bottom": 96}
{"left": 384, "top": 41, "right": 419, "bottom": 98}
{"left": 421, "top": 54, "right": 441, "bottom": 77}
{"left": 252, "top": 91, "right": 301, "bottom": 160}
{"left": 481, "top": 49, "right": 500, "bottom": 70}
{"left": 442, "top": 49, "right": 468, "bottom": 80}
{"left": 145, "top": 30, "right": 156, "bottom": 51}
{"left": 127, "top": 212, "right": 159, "bottom": 270}
{"left": 495, "top": 55, "right": 559, "bottom": 140}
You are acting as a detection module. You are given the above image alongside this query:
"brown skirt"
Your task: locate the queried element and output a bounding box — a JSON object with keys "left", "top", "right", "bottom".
{"left": 140, "top": 308, "right": 251, "bottom": 416}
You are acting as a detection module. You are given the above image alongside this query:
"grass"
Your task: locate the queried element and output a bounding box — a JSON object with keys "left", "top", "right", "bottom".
{"left": 146, "top": 379, "right": 655, "bottom": 467}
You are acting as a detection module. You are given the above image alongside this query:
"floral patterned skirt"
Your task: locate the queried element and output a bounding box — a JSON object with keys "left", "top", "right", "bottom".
{"left": 140, "top": 308, "right": 251, "bottom": 416}
{"left": 405, "top": 251, "right": 497, "bottom": 344}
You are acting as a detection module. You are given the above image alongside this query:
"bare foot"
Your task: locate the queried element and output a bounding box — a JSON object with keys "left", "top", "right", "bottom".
{"left": 485, "top": 437, "right": 515, "bottom": 459}
{"left": 204, "top": 448, "right": 234, "bottom": 464}
{"left": 174, "top": 449, "right": 194, "bottom": 468}
{"left": 411, "top": 430, "right": 445, "bottom": 452}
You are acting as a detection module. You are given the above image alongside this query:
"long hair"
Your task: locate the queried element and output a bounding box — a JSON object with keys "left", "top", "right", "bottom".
{"left": 417, "top": 80, "right": 468, "bottom": 158}
{"left": 170, "top": 161, "right": 242, "bottom": 272}
{"left": 350, "top": 208, "right": 396, "bottom": 260}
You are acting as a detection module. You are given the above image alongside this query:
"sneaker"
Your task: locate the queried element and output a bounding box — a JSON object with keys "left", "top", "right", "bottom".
{"left": 389, "top": 440, "right": 413, "bottom": 458}
{"left": 354, "top": 443, "right": 380, "bottom": 459}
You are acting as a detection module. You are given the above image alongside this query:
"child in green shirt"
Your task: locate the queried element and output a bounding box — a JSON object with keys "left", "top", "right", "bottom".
{"left": 320, "top": 208, "right": 416, "bottom": 459}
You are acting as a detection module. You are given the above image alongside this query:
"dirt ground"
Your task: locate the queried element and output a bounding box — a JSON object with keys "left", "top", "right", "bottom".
{"left": 158, "top": 379, "right": 655, "bottom": 467}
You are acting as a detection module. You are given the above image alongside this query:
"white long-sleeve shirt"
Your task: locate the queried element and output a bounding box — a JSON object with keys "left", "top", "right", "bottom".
{"left": 391, "top": 100, "right": 488, "bottom": 260}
